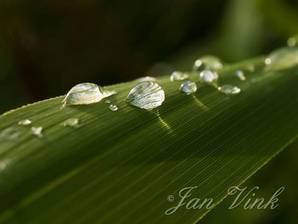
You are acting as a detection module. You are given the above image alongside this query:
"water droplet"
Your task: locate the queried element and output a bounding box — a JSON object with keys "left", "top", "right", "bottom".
{"left": 235, "top": 70, "right": 246, "bottom": 81}
{"left": 180, "top": 81, "right": 197, "bottom": 95}
{"left": 127, "top": 81, "right": 165, "bottom": 110}
{"left": 63, "top": 118, "right": 80, "bottom": 128}
{"left": 63, "top": 83, "right": 115, "bottom": 106}
{"left": 287, "top": 35, "right": 298, "bottom": 47}
{"left": 18, "top": 119, "right": 32, "bottom": 126}
{"left": 31, "top": 127, "right": 43, "bottom": 138}
{"left": 193, "top": 56, "right": 223, "bottom": 72}
{"left": 136, "top": 76, "right": 156, "bottom": 82}
{"left": 264, "top": 58, "right": 272, "bottom": 65}
{"left": 199, "top": 70, "right": 219, "bottom": 83}
{"left": 218, "top": 85, "right": 241, "bottom": 95}
{"left": 0, "top": 127, "right": 20, "bottom": 140}
{"left": 265, "top": 47, "right": 298, "bottom": 71}
{"left": 109, "top": 104, "right": 118, "bottom": 112}
{"left": 170, "top": 71, "right": 189, "bottom": 82}
{"left": 105, "top": 99, "right": 111, "bottom": 104}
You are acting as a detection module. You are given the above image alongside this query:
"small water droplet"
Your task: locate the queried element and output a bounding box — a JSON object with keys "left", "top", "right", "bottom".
{"left": 127, "top": 81, "right": 165, "bottom": 110}
{"left": 105, "top": 99, "right": 111, "bottom": 104}
{"left": 287, "top": 35, "right": 298, "bottom": 47}
{"left": 18, "top": 119, "right": 32, "bottom": 126}
{"left": 265, "top": 47, "right": 298, "bottom": 71}
{"left": 199, "top": 70, "right": 219, "bottom": 83}
{"left": 0, "top": 127, "right": 20, "bottom": 140}
{"left": 235, "top": 70, "right": 246, "bottom": 81}
{"left": 180, "top": 81, "right": 197, "bottom": 95}
{"left": 31, "top": 127, "right": 43, "bottom": 138}
{"left": 265, "top": 58, "right": 272, "bottom": 65}
{"left": 63, "top": 118, "right": 80, "bottom": 128}
{"left": 218, "top": 85, "right": 241, "bottom": 95}
{"left": 109, "top": 104, "right": 118, "bottom": 112}
{"left": 170, "top": 71, "right": 189, "bottom": 82}
{"left": 136, "top": 76, "right": 156, "bottom": 82}
{"left": 193, "top": 56, "right": 223, "bottom": 72}
{"left": 63, "top": 83, "right": 115, "bottom": 106}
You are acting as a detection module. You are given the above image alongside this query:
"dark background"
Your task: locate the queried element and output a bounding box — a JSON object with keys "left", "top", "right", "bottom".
{"left": 0, "top": 0, "right": 297, "bottom": 223}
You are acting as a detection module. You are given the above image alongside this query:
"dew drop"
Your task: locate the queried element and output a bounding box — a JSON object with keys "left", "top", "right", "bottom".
{"left": 199, "top": 70, "right": 219, "bottom": 83}
{"left": 63, "top": 83, "right": 115, "bottom": 106}
{"left": 193, "top": 56, "right": 223, "bottom": 72}
{"left": 235, "top": 70, "right": 246, "bottom": 81}
{"left": 264, "top": 58, "right": 272, "bottom": 65}
{"left": 127, "top": 81, "right": 165, "bottom": 110}
{"left": 136, "top": 76, "right": 156, "bottom": 82}
{"left": 31, "top": 127, "right": 43, "bottom": 138}
{"left": 287, "top": 35, "right": 298, "bottom": 47}
{"left": 18, "top": 119, "right": 32, "bottom": 126}
{"left": 109, "top": 104, "right": 119, "bottom": 112}
{"left": 63, "top": 118, "right": 80, "bottom": 128}
{"left": 265, "top": 47, "right": 298, "bottom": 71}
{"left": 170, "top": 71, "right": 189, "bottom": 82}
{"left": 180, "top": 81, "right": 197, "bottom": 95}
{"left": 105, "top": 100, "right": 111, "bottom": 104}
{"left": 218, "top": 85, "right": 241, "bottom": 95}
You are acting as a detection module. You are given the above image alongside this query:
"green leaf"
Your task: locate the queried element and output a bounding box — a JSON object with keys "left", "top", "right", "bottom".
{"left": 0, "top": 56, "right": 297, "bottom": 224}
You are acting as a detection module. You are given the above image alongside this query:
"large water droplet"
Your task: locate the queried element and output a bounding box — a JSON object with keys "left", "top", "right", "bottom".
{"left": 18, "top": 119, "right": 32, "bottom": 126}
{"left": 218, "top": 85, "right": 241, "bottom": 95}
{"left": 193, "top": 56, "right": 223, "bottom": 72}
{"left": 170, "top": 71, "right": 189, "bottom": 82}
{"left": 180, "top": 81, "right": 197, "bottom": 95}
{"left": 109, "top": 104, "right": 119, "bottom": 112}
{"left": 288, "top": 35, "right": 298, "bottom": 47}
{"left": 235, "top": 70, "right": 246, "bottom": 81}
{"left": 127, "top": 81, "right": 165, "bottom": 110}
{"left": 136, "top": 76, "right": 156, "bottom": 82}
{"left": 199, "top": 70, "right": 219, "bottom": 83}
{"left": 63, "top": 83, "right": 115, "bottom": 106}
{"left": 63, "top": 118, "right": 80, "bottom": 128}
{"left": 31, "top": 127, "right": 43, "bottom": 138}
{"left": 265, "top": 47, "right": 298, "bottom": 71}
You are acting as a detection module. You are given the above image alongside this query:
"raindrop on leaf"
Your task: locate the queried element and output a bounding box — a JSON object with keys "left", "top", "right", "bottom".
{"left": 170, "top": 71, "right": 189, "bottom": 82}
{"left": 31, "top": 127, "right": 43, "bottom": 138}
{"left": 18, "top": 119, "right": 32, "bottom": 126}
{"left": 193, "top": 56, "right": 223, "bottom": 72}
{"left": 127, "top": 81, "right": 165, "bottom": 110}
{"left": 63, "top": 118, "right": 80, "bottom": 128}
{"left": 235, "top": 70, "right": 246, "bottom": 81}
{"left": 180, "top": 81, "right": 197, "bottom": 95}
{"left": 109, "top": 104, "right": 119, "bottom": 112}
{"left": 63, "top": 83, "right": 116, "bottom": 106}
{"left": 199, "top": 70, "right": 219, "bottom": 83}
{"left": 265, "top": 47, "right": 298, "bottom": 72}
{"left": 218, "top": 85, "right": 241, "bottom": 95}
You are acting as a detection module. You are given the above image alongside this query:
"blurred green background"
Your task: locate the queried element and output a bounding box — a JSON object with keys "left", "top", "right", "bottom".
{"left": 1, "top": 0, "right": 298, "bottom": 113}
{"left": 0, "top": 0, "right": 297, "bottom": 223}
